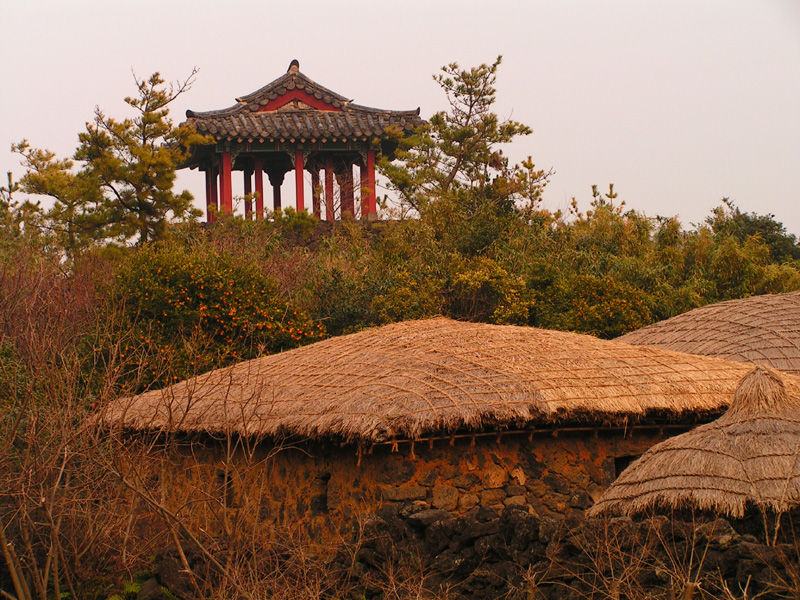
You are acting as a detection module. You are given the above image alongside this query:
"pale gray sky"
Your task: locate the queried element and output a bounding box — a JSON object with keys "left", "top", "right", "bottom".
{"left": 2, "top": 1, "right": 799, "bottom": 233}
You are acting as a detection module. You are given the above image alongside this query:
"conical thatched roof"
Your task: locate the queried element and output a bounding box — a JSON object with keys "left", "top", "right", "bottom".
{"left": 589, "top": 367, "right": 800, "bottom": 518}
{"left": 102, "top": 318, "right": 770, "bottom": 444}
{"left": 618, "top": 291, "right": 800, "bottom": 375}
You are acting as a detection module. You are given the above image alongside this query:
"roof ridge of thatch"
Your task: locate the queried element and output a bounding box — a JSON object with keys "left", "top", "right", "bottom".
{"left": 723, "top": 366, "right": 800, "bottom": 421}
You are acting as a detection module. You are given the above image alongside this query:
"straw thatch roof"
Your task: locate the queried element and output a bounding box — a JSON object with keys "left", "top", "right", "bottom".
{"left": 589, "top": 367, "right": 800, "bottom": 518}
{"left": 102, "top": 318, "right": 768, "bottom": 444}
{"left": 618, "top": 291, "right": 800, "bottom": 375}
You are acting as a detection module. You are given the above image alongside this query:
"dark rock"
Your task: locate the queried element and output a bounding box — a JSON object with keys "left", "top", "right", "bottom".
{"left": 564, "top": 512, "right": 585, "bottom": 532}
{"left": 504, "top": 495, "right": 527, "bottom": 507}
{"left": 501, "top": 506, "right": 539, "bottom": 550}
{"left": 451, "top": 473, "right": 480, "bottom": 489}
{"left": 480, "top": 488, "right": 507, "bottom": 506}
{"left": 431, "top": 484, "right": 459, "bottom": 510}
{"left": 697, "top": 518, "right": 739, "bottom": 548}
{"left": 608, "top": 515, "right": 633, "bottom": 534}
{"left": 372, "top": 503, "right": 417, "bottom": 541}
{"left": 310, "top": 493, "right": 328, "bottom": 515}
{"left": 418, "top": 468, "right": 439, "bottom": 486}
{"left": 374, "top": 458, "right": 416, "bottom": 484}
{"left": 504, "top": 484, "right": 527, "bottom": 496}
{"left": 458, "top": 518, "right": 501, "bottom": 543}
{"left": 156, "top": 548, "right": 196, "bottom": 599}
{"left": 137, "top": 579, "right": 169, "bottom": 600}
{"left": 568, "top": 491, "right": 592, "bottom": 510}
{"left": 429, "top": 548, "right": 462, "bottom": 576}
{"left": 741, "top": 533, "right": 759, "bottom": 544}
{"left": 475, "top": 505, "right": 500, "bottom": 522}
{"left": 375, "top": 502, "right": 402, "bottom": 521}
{"left": 539, "top": 515, "right": 562, "bottom": 544}
{"left": 492, "top": 453, "right": 515, "bottom": 469}
{"left": 406, "top": 508, "right": 451, "bottom": 529}
{"left": 425, "top": 516, "right": 458, "bottom": 554}
{"left": 523, "top": 454, "right": 546, "bottom": 479}
{"left": 399, "top": 500, "right": 430, "bottom": 519}
{"left": 635, "top": 567, "right": 663, "bottom": 587}
{"left": 381, "top": 485, "right": 426, "bottom": 502}
{"left": 474, "top": 533, "right": 507, "bottom": 559}
{"left": 601, "top": 456, "right": 616, "bottom": 484}
{"left": 526, "top": 494, "right": 548, "bottom": 516}
{"left": 542, "top": 473, "right": 571, "bottom": 495}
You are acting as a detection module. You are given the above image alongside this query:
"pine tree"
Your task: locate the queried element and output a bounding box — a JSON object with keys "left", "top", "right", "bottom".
{"left": 74, "top": 70, "right": 209, "bottom": 244}
{"left": 11, "top": 141, "right": 105, "bottom": 253}
{"left": 380, "top": 56, "right": 550, "bottom": 215}
{"left": 12, "top": 70, "right": 211, "bottom": 252}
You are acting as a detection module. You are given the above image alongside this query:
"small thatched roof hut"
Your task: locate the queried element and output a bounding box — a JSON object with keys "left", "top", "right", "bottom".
{"left": 589, "top": 367, "right": 800, "bottom": 518}
{"left": 618, "top": 291, "right": 800, "bottom": 375}
{"left": 103, "top": 319, "right": 800, "bottom": 535}
{"left": 104, "top": 317, "right": 763, "bottom": 442}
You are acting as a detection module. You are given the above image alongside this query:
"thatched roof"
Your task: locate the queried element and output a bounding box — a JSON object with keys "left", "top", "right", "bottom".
{"left": 102, "top": 318, "right": 767, "bottom": 444}
{"left": 589, "top": 367, "right": 800, "bottom": 518}
{"left": 618, "top": 291, "right": 800, "bottom": 375}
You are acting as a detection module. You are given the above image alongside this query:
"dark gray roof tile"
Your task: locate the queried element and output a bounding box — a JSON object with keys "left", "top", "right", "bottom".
{"left": 185, "top": 61, "right": 423, "bottom": 141}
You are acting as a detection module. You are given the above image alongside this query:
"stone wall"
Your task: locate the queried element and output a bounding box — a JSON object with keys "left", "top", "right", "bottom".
{"left": 154, "top": 426, "right": 678, "bottom": 541}
{"left": 325, "top": 502, "right": 800, "bottom": 600}
{"left": 138, "top": 501, "right": 800, "bottom": 600}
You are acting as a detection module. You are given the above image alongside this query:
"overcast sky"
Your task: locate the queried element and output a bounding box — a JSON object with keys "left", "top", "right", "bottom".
{"left": 2, "top": 1, "right": 799, "bottom": 234}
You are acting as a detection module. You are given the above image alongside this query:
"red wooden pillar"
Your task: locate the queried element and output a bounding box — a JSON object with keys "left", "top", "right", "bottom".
{"left": 219, "top": 151, "right": 233, "bottom": 216}
{"left": 212, "top": 166, "right": 219, "bottom": 219}
{"left": 294, "top": 150, "right": 305, "bottom": 213}
{"left": 243, "top": 167, "right": 253, "bottom": 219}
{"left": 311, "top": 169, "right": 321, "bottom": 219}
{"left": 205, "top": 166, "right": 218, "bottom": 223}
{"left": 366, "top": 149, "right": 377, "bottom": 219}
{"left": 254, "top": 157, "right": 264, "bottom": 219}
{"left": 359, "top": 161, "right": 368, "bottom": 220}
{"left": 324, "top": 156, "right": 335, "bottom": 221}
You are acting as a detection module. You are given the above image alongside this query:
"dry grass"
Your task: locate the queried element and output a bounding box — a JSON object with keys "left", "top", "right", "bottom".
{"left": 101, "top": 318, "right": 772, "bottom": 444}
{"left": 619, "top": 291, "right": 800, "bottom": 375}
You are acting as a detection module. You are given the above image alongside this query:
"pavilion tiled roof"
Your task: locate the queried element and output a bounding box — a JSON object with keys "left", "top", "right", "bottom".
{"left": 185, "top": 60, "right": 424, "bottom": 143}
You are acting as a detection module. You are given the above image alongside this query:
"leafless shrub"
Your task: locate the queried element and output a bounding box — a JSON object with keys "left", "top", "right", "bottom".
{"left": 0, "top": 250, "right": 151, "bottom": 599}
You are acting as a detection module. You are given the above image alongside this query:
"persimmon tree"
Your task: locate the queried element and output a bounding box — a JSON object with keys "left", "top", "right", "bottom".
{"left": 113, "top": 243, "right": 324, "bottom": 390}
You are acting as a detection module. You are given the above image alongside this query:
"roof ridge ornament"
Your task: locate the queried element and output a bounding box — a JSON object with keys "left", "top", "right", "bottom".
{"left": 288, "top": 59, "right": 300, "bottom": 74}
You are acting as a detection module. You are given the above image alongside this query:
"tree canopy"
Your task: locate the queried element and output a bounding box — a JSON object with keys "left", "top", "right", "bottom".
{"left": 10, "top": 70, "right": 208, "bottom": 254}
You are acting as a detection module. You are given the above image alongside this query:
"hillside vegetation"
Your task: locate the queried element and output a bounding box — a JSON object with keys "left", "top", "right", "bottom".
{"left": 1, "top": 58, "right": 800, "bottom": 598}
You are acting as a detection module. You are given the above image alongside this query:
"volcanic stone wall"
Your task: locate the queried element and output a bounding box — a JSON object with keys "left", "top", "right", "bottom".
{"left": 156, "top": 427, "right": 677, "bottom": 541}
{"left": 331, "top": 502, "right": 800, "bottom": 600}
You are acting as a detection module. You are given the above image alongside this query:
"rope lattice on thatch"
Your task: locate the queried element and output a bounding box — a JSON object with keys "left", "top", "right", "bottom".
{"left": 589, "top": 367, "right": 800, "bottom": 518}
{"left": 102, "top": 318, "right": 768, "bottom": 444}
{"left": 619, "top": 291, "right": 800, "bottom": 375}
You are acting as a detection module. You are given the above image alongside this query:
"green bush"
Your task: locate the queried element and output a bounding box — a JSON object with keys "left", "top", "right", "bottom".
{"left": 568, "top": 274, "right": 652, "bottom": 339}
{"left": 113, "top": 243, "right": 324, "bottom": 390}
{"left": 446, "top": 255, "right": 535, "bottom": 325}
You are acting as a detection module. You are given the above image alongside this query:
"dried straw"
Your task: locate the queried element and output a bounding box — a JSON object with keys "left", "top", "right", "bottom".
{"left": 102, "top": 318, "right": 769, "bottom": 443}
{"left": 589, "top": 366, "right": 800, "bottom": 518}
{"left": 619, "top": 291, "right": 800, "bottom": 375}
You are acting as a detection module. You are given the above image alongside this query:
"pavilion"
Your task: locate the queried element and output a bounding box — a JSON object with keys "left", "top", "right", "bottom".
{"left": 180, "top": 60, "right": 424, "bottom": 222}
